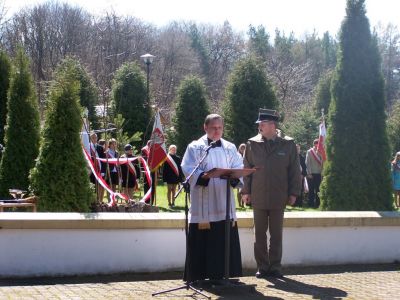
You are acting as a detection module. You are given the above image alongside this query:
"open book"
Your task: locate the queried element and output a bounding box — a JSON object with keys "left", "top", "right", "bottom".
{"left": 202, "top": 168, "right": 256, "bottom": 179}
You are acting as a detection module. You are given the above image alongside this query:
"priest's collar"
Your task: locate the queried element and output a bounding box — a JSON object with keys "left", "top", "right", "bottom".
{"left": 207, "top": 138, "right": 222, "bottom": 147}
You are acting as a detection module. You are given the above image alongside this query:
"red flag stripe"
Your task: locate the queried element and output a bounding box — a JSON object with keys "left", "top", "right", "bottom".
{"left": 147, "top": 110, "right": 168, "bottom": 171}
{"left": 83, "top": 148, "right": 153, "bottom": 205}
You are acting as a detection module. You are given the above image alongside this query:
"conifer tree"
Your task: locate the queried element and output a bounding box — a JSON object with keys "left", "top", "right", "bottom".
{"left": 322, "top": 31, "right": 337, "bottom": 69}
{"left": 112, "top": 62, "right": 150, "bottom": 139}
{"left": 57, "top": 58, "right": 99, "bottom": 129}
{"left": 283, "top": 105, "right": 319, "bottom": 151}
{"left": 320, "top": 0, "right": 393, "bottom": 210}
{"left": 247, "top": 25, "right": 271, "bottom": 60}
{"left": 30, "top": 60, "right": 92, "bottom": 211}
{"left": 0, "top": 48, "right": 40, "bottom": 197}
{"left": 0, "top": 49, "right": 40, "bottom": 197}
{"left": 314, "top": 70, "right": 333, "bottom": 116}
{"left": 0, "top": 50, "right": 11, "bottom": 146}
{"left": 173, "top": 75, "right": 210, "bottom": 156}
{"left": 223, "top": 56, "right": 278, "bottom": 146}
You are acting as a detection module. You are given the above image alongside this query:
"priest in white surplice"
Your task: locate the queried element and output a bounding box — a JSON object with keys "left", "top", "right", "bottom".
{"left": 181, "top": 114, "right": 243, "bottom": 283}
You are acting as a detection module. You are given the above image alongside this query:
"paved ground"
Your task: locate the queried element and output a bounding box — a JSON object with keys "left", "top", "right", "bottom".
{"left": 0, "top": 264, "right": 399, "bottom": 299}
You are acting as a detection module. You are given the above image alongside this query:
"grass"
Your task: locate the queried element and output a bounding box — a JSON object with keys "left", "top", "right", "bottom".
{"left": 130, "top": 182, "right": 320, "bottom": 213}
{"left": 105, "top": 182, "right": 400, "bottom": 213}
{"left": 151, "top": 183, "right": 255, "bottom": 212}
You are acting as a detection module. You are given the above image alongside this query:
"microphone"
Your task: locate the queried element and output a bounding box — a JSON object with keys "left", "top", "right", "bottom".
{"left": 205, "top": 140, "right": 217, "bottom": 153}
{"left": 209, "top": 141, "right": 218, "bottom": 148}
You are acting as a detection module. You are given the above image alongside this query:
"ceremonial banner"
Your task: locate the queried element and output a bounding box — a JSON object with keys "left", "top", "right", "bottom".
{"left": 317, "top": 120, "right": 327, "bottom": 161}
{"left": 84, "top": 149, "right": 153, "bottom": 205}
{"left": 96, "top": 156, "right": 153, "bottom": 204}
{"left": 83, "top": 148, "right": 128, "bottom": 206}
{"left": 147, "top": 110, "right": 167, "bottom": 171}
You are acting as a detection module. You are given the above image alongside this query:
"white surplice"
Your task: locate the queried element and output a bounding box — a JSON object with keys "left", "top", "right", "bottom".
{"left": 181, "top": 135, "right": 244, "bottom": 223}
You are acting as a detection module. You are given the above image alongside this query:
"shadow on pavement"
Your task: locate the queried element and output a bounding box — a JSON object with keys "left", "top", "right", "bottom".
{"left": 279, "top": 262, "right": 400, "bottom": 276}
{"left": 198, "top": 279, "right": 283, "bottom": 300}
{"left": 1, "top": 263, "right": 398, "bottom": 288}
{"left": 265, "top": 276, "right": 347, "bottom": 300}
{"left": 0, "top": 272, "right": 185, "bottom": 287}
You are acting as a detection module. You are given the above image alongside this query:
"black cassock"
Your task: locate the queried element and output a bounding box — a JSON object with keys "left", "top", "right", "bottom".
{"left": 184, "top": 220, "right": 242, "bottom": 282}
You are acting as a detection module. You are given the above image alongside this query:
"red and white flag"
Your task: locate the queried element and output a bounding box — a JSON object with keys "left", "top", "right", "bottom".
{"left": 317, "top": 119, "right": 327, "bottom": 161}
{"left": 147, "top": 110, "right": 167, "bottom": 171}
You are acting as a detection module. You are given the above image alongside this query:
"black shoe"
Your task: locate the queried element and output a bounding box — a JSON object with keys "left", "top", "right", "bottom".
{"left": 255, "top": 269, "right": 269, "bottom": 279}
{"left": 267, "top": 269, "right": 283, "bottom": 278}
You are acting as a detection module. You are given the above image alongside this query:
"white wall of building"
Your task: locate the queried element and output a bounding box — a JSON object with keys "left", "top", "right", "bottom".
{"left": 1, "top": 226, "right": 400, "bottom": 277}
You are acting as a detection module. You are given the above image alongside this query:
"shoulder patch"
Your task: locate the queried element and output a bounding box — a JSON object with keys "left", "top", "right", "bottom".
{"left": 283, "top": 135, "right": 294, "bottom": 141}
{"left": 248, "top": 134, "right": 263, "bottom": 142}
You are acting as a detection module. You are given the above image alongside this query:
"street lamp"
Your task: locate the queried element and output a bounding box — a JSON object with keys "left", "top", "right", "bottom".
{"left": 140, "top": 53, "right": 155, "bottom": 105}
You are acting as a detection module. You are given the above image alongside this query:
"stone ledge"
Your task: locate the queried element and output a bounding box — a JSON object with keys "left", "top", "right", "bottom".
{"left": 0, "top": 211, "right": 399, "bottom": 229}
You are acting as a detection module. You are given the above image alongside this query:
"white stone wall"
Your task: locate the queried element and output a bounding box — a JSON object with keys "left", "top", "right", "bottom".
{"left": 1, "top": 224, "right": 400, "bottom": 277}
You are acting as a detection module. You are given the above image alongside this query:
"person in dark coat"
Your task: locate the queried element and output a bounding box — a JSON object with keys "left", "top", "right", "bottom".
{"left": 162, "top": 145, "right": 183, "bottom": 207}
{"left": 120, "top": 144, "right": 141, "bottom": 199}
{"left": 141, "top": 140, "right": 154, "bottom": 203}
{"left": 105, "top": 138, "right": 119, "bottom": 192}
{"left": 89, "top": 133, "right": 106, "bottom": 202}
{"left": 294, "top": 144, "right": 307, "bottom": 207}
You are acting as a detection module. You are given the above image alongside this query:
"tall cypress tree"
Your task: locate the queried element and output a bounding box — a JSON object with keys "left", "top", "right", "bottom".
{"left": 112, "top": 62, "right": 150, "bottom": 139}
{"left": 0, "top": 50, "right": 11, "bottom": 146}
{"left": 223, "top": 56, "right": 278, "bottom": 146}
{"left": 30, "top": 60, "right": 92, "bottom": 212}
{"left": 0, "top": 49, "right": 40, "bottom": 197}
{"left": 173, "top": 75, "right": 210, "bottom": 156}
{"left": 320, "top": 0, "right": 393, "bottom": 210}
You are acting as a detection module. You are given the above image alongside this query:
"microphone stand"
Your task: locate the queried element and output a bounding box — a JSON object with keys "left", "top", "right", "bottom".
{"left": 152, "top": 143, "right": 215, "bottom": 299}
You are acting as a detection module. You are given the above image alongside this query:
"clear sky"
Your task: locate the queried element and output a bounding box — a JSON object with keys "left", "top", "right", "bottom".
{"left": 4, "top": 0, "right": 400, "bottom": 37}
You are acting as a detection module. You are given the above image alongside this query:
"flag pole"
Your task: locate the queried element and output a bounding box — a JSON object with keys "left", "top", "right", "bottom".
{"left": 150, "top": 107, "right": 158, "bottom": 206}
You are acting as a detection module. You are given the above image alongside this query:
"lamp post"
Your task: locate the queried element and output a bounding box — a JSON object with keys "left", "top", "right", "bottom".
{"left": 140, "top": 53, "right": 155, "bottom": 104}
{"left": 140, "top": 53, "right": 156, "bottom": 205}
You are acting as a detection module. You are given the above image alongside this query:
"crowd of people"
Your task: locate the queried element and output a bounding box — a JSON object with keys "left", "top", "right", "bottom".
{"left": 88, "top": 133, "right": 186, "bottom": 204}
{"left": 88, "top": 133, "right": 142, "bottom": 202}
